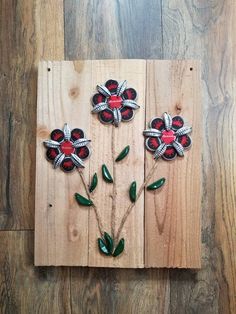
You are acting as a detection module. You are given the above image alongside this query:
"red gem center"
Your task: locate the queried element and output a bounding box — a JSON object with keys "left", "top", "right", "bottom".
{"left": 108, "top": 95, "right": 122, "bottom": 109}
{"left": 161, "top": 130, "right": 176, "bottom": 144}
{"left": 60, "top": 141, "right": 75, "bottom": 156}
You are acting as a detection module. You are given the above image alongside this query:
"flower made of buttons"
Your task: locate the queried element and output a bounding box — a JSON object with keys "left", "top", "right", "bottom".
{"left": 143, "top": 112, "right": 192, "bottom": 160}
{"left": 91, "top": 79, "right": 140, "bottom": 127}
{"left": 44, "top": 123, "right": 91, "bottom": 172}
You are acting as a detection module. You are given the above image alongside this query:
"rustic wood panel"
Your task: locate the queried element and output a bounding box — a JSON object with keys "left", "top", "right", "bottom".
{"left": 0, "top": 231, "right": 70, "bottom": 314}
{"left": 35, "top": 60, "right": 146, "bottom": 268}
{"left": 162, "top": 0, "right": 236, "bottom": 312}
{"left": 35, "top": 61, "right": 91, "bottom": 266}
{"left": 145, "top": 60, "right": 202, "bottom": 268}
{"left": 0, "top": 0, "right": 64, "bottom": 229}
{"left": 88, "top": 60, "right": 146, "bottom": 268}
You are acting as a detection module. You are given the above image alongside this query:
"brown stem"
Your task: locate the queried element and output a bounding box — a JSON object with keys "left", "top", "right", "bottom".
{"left": 115, "top": 161, "right": 159, "bottom": 242}
{"left": 111, "top": 127, "right": 117, "bottom": 238}
{"left": 78, "top": 169, "right": 104, "bottom": 237}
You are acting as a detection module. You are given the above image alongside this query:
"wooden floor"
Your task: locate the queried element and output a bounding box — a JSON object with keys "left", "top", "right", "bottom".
{"left": 0, "top": 0, "right": 235, "bottom": 313}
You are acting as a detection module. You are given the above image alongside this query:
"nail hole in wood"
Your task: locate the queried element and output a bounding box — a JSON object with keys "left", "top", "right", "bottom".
{"left": 49, "top": 204, "right": 52, "bottom": 207}
{"left": 47, "top": 68, "right": 51, "bottom": 72}
{"left": 190, "top": 67, "right": 193, "bottom": 71}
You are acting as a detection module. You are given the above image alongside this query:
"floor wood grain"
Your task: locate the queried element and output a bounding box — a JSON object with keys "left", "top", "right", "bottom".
{"left": 0, "top": 0, "right": 235, "bottom": 312}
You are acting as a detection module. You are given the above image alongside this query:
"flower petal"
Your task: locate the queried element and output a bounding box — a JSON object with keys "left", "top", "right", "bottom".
{"left": 143, "top": 128, "right": 162, "bottom": 138}
{"left": 172, "top": 141, "right": 184, "bottom": 156}
{"left": 53, "top": 153, "right": 65, "bottom": 168}
{"left": 177, "top": 134, "right": 192, "bottom": 148}
{"left": 76, "top": 146, "right": 90, "bottom": 160}
{"left": 71, "top": 153, "right": 84, "bottom": 168}
{"left": 150, "top": 117, "right": 165, "bottom": 131}
{"left": 44, "top": 140, "right": 61, "bottom": 148}
{"left": 145, "top": 137, "right": 160, "bottom": 151}
{"left": 162, "top": 145, "right": 177, "bottom": 161}
{"left": 51, "top": 129, "right": 64, "bottom": 142}
{"left": 97, "top": 84, "right": 111, "bottom": 97}
{"left": 99, "top": 109, "right": 114, "bottom": 124}
{"left": 73, "top": 138, "right": 91, "bottom": 148}
{"left": 117, "top": 80, "right": 127, "bottom": 96}
{"left": 163, "top": 112, "right": 172, "bottom": 131}
{"left": 122, "top": 99, "right": 140, "bottom": 110}
{"left": 120, "top": 107, "right": 134, "bottom": 121}
{"left": 61, "top": 157, "right": 75, "bottom": 172}
{"left": 172, "top": 116, "right": 184, "bottom": 130}
{"left": 122, "top": 88, "right": 137, "bottom": 100}
{"left": 46, "top": 148, "right": 60, "bottom": 161}
{"left": 175, "top": 126, "right": 192, "bottom": 136}
{"left": 63, "top": 123, "right": 71, "bottom": 141}
{"left": 154, "top": 142, "right": 167, "bottom": 159}
{"left": 71, "top": 128, "right": 85, "bottom": 141}
{"left": 105, "top": 79, "right": 118, "bottom": 93}
{"left": 91, "top": 102, "right": 108, "bottom": 113}
{"left": 92, "top": 93, "right": 106, "bottom": 105}
{"left": 113, "top": 108, "right": 122, "bottom": 126}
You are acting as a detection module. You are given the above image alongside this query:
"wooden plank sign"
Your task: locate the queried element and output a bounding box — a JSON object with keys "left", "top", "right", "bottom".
{"left": 35, "top": 60, "right": 201, "bottom": 268}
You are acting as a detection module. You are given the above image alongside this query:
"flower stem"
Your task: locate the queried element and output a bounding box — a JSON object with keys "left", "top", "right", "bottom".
{"left": 111, "top": 127, "right": 117, "bottom": 239}
{"left": 115, "top": 161, "right": 159, "bottom": 243}
{"left": 78, "top": 169, "right": 104, "bottom": 237}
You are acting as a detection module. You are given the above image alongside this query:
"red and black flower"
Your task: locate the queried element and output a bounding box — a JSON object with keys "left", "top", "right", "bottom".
{"left": 44, "top": 123, "right": 91, "bottom": 172}
{"left": 91, "top": 79, "right": 140, "bottom": 127}
{"left": 144, "top": 112, "right": 192, "bottom": 160}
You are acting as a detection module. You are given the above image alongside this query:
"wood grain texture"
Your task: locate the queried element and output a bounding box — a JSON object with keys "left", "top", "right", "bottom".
{"left": 0, "top": 231, "right": 70, "bottom": 314}
{"left": 0, "top": 0, "right": 64, "bottom": 229}
{"left": 88, "top": 60, "right": 146, "bottom": 268}
{"left": 35, "top": 60, "right": 146, "bottom": 268}
{"left": 64, "top": 0, "right": 162, "bottom": 59}
{"left": 145, "top": 60, "right": 201, "bottom": 268}
{"left": 162, "top": 0, "right": 236, "bottom": 312}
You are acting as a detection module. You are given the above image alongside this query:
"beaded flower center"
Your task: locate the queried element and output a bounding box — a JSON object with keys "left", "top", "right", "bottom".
{"left": 108, "top": 95, "right": 123, "bottom": 109}
{"left": 60, "top": 141, "right": 75, "bottom": 156}
{"left": 161, "top": 130, "right": 176, "bottom": 145}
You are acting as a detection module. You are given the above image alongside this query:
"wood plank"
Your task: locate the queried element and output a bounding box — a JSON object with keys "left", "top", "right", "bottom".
{"left": 0, "top": 0, "right": 64, "bottom": 229}
{"left": 64, "top": 0, "right": 162, "bottom": 59}
{"left": 70, "top": 268, "right": 170, "bottom": 313}
{"left": 35, "top": 61, "right": 92, "bottom": 266}
{"left": 145, "top": 60, "right": 202, "bottom": 268}
{"left": 0, "top": 231, "right": 70, "bottom": 314}
{"left": 162, "top": 0, "right": 236, "bottom": 312}
{"left": 88, "top": 59, "right": 146, "bottom": 268}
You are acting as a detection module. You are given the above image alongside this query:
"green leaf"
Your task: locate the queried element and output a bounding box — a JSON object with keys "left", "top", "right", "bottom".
{"left": 75, "top": 193, "right": 93, "bottom": 206}
{"left": 104, "top": 232, "right": 114, "bottom": 254}
{"left": 113, "top": 238, "right": 125, "bottom": 257}
{"left": 147, "top": 178, "right": 166, "bottom": 191}
{"left": 89, "top": 173, "right": 98, "bottom": 193}
{"left": 115, "top": 145, "right": 130, "bottom": 162}
{"left": 98, "top": 238, "right": 110, "bottom": 255}
{"left": 129, "top": 181, "right": 136, "bottom": 203}
{"left": 102, "top": 164, "right": 113, "bottom": 183}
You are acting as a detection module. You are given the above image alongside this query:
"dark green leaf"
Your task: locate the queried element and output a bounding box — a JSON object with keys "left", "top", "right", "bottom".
{"left": 104, "top": 232, "right": 114, "bottom": 254}
{"left": 102, "top": 164, "right": 113, "bottom": 183}
{"left": 113, "top": 238, "right": 125, "bottom": 257}
{"left": 115, "top": 145, "right": 130, "bottom": 162}
{"left": 89, "top": 173, "right": 98, "bottom": 192}
{"left": 129, "top": 181, "right": 136, "bottom": 203}
{"left": 147, "top": 178, "right": 166, "bottom": 190}
{"left": 98, "top": 238, "right": 110, "bottom": 255}
{"left": 75, "top": 193, "right": 93, "bottom": 206}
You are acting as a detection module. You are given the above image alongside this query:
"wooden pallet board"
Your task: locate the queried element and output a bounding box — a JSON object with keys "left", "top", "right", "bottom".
{"left": 35, "top": 59, "right": 201, "bottom": 268}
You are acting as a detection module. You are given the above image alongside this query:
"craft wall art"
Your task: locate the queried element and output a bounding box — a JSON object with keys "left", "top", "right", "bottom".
{"left": 35, "top": 60, "right": 202, "bottom": 268}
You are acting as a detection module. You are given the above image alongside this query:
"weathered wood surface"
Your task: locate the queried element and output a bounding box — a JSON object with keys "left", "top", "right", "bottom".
{"left": 0, "top": 0, "right": 235, "bottom": 312}
{"left": 145, "top": 60, "right": 201, "bottom": 268}
{"left": 35, "top": 60, "right": 146, "bottom": 268}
